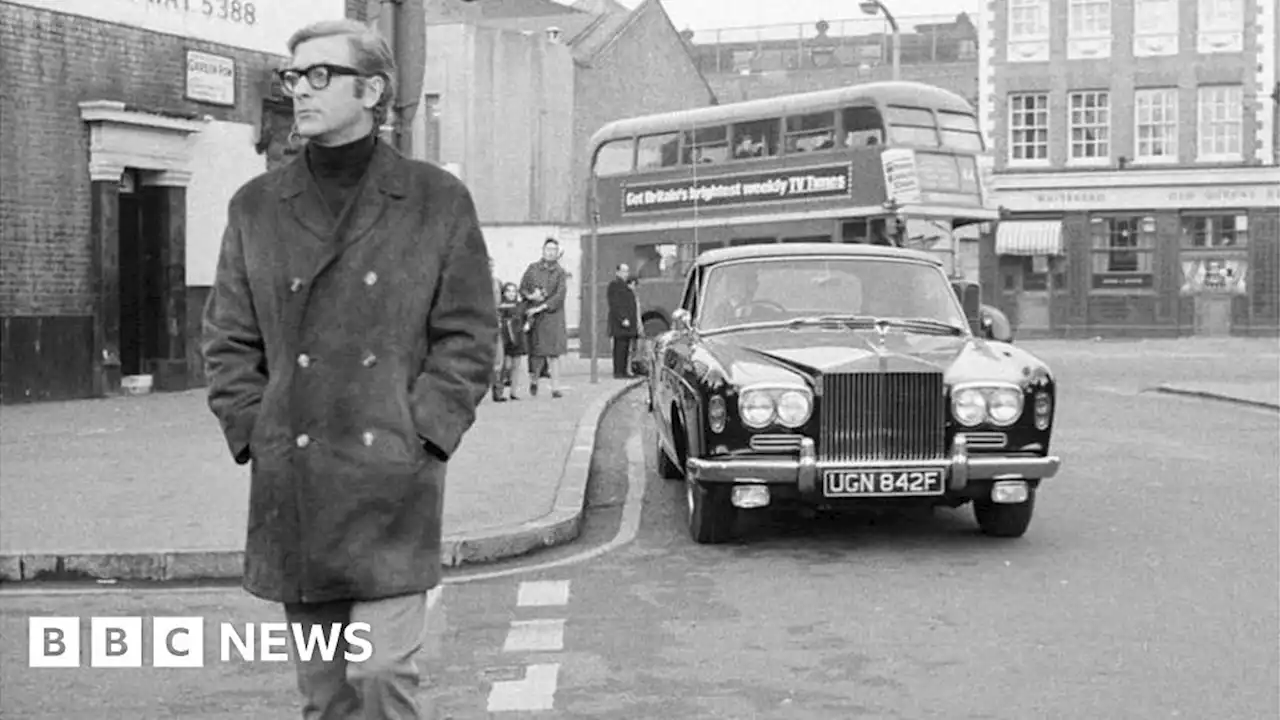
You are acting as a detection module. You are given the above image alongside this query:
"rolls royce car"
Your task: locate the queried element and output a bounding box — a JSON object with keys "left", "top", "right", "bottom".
{"left": 648, "top": 244, "right": 1061, "bottom": 545}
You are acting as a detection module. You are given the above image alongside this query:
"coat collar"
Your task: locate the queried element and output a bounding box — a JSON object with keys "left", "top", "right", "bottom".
{"left": 276, "top": 140, "right": 409, "bottom": 249}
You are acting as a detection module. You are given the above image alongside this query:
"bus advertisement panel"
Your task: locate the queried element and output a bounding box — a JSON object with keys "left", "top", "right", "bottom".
{"left": 578, "top": 80, "right": 999, "bottom": 358}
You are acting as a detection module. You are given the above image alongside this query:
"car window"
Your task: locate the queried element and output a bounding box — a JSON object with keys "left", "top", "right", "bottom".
{"left": 698, "top": 257, "right": 965, "bottom": 331}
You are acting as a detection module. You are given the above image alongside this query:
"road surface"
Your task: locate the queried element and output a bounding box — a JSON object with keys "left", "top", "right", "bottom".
{"left": 2, "top": 357, "right": 1277, "bottom": 719}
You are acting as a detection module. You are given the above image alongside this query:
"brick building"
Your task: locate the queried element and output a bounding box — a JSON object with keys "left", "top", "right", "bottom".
{"left": 977, "top": 0, "right": 1279, "bottom": 337}
{"left": 423, "top": 0, "right": 715, "bottom": 334}
{"left": 0, "top": 0, "right": 364, "bottom": 403}
{"left": 686, "top": 13, "right": 981, "bottom": 105}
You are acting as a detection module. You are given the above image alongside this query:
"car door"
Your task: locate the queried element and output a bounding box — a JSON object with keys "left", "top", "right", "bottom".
{"left": 653, "top": 268, "right": 702, "bottom": 453}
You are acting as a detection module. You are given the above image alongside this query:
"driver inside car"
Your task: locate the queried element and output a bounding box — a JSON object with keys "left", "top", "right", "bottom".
{"left": 703, "top": 265, "right": 763, "bottom": 327}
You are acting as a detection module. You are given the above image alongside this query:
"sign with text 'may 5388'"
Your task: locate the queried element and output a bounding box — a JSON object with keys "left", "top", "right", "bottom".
{"left": 621, "top": 163, "right": 853, "bottom": 214}
{"left": 9, "top": 0, "right": 348, "bottom": 56}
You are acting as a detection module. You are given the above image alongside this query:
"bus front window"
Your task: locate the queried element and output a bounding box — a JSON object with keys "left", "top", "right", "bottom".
{"left": 841, "top": 106, "right": 884, "bottom": 147}
{"left": 884, "top": 106, "right": 940, "bottom": 147}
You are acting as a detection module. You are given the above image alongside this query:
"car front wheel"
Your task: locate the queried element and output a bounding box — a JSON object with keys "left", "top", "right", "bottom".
{"left": 687, "top": 479, "right": 736, "bottom": 544}
{"left": 656, "top": 430, "right": 681, "bottom": 480}
{"left": 973, "top": 487, "right": 1036, "bottom": 538}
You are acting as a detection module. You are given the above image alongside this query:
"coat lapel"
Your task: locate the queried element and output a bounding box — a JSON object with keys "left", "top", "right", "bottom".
{"left": 276, "top": 141, "right": 410, "bottom": 283}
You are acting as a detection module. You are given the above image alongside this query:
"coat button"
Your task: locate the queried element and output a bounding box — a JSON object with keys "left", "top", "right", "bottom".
{"left": 364, "top": 271, "right": 378, "bottom": 286}
{"left": 290, "top": 278, "right": 304, "bottom": 292}
{"left": 297, "top": 353, "right": 311, "bottom": 368}
{"left": 296, "top": 434, "right": 311, "bottom": 448}
{"left": 362, "top": 352, "right": 377, "bottom": 367}
{"left": 361, "top": 431, "right": 374, "bottom": 446}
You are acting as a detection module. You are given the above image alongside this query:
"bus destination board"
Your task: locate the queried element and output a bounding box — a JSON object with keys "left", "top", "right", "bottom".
{"left": 620, "top": 163, "right": 853, "bottom": 214}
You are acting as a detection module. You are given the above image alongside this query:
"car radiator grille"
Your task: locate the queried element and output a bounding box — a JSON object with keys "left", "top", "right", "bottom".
{"left": 818, "top": 372, "right": 947, "bottom": 462}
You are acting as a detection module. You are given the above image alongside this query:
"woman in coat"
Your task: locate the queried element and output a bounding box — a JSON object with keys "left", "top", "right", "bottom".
{"left": 519, "top": 238, "right": 568, "bottom": 398}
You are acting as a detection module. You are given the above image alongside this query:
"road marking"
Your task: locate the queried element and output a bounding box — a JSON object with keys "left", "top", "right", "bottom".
{"left": 486, "top": 663, "right": 560, "bottom": 712}
{"left": 0, "top": 418, "right": 648, "bottom": 597}
{"left": 517, "top": 579, "right": 570, "bottom": 607}
{"left": 502, "top": 618, "right": 566, "bottom": 652}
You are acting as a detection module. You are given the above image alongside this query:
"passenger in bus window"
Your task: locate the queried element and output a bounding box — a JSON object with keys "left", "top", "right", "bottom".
{"left": 734, "top": 134, "right": 764, "bottom": 159}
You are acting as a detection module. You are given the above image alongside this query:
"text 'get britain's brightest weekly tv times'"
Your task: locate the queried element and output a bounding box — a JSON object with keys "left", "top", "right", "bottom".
{"left": 27, "top": 616, "right": 373, "bottom": 668}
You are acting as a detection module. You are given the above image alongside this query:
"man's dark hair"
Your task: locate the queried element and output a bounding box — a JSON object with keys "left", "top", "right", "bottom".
{"left": 544, "top": 238, "right": 559, "bottom": 247}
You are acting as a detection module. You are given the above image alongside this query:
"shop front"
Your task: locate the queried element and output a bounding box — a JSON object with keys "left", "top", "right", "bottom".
{"left": 988, "top": 167, "right": 1280, "bottom": 337}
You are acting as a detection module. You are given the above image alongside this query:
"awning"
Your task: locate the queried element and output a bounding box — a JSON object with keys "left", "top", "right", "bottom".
{"left": 996, "top": 220, "right": 1064, "bottom": 256}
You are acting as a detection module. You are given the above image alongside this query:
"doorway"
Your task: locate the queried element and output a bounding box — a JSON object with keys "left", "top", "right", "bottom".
{"left": 117, "top": 173, "right": 164, "bottom": 378}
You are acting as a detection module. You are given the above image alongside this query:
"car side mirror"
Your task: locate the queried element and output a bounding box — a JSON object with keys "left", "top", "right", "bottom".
{"left": 671, "top": 308, "right": 693, "bottom": 332}
{"left": 980, "top": 305, "right": 1014, "bottom": 343}
{"left": 951, "top": 280, "right": 982, "bottom": 333}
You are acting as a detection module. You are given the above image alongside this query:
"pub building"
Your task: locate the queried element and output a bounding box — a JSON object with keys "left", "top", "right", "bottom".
{"left": 985, "top": 167, "right": 1279, "bottom": 337}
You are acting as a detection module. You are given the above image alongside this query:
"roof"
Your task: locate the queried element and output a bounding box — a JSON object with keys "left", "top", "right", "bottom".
{"left": 589, "top": 80, "right": 973, "bottom": 146}
{"left": 472, "top": 0, "right": 585, "bottom": 18}
{"left": 694, "top": 243, "right": 943, "bottom": 268}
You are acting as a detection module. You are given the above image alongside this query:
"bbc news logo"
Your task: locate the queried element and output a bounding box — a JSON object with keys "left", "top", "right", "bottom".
{"left": 28, "top": 617, "right": 373, "bottom": 668}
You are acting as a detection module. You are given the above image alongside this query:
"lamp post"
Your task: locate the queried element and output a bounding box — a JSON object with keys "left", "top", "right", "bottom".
{"left": 587, "top": 173, "right": 601, "bottom": 385}
{"left": 858, "top": 0, "right": 900, "bottom": 81}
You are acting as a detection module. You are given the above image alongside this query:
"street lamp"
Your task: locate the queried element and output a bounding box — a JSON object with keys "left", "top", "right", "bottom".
{"left": 858, "top": 0, "right": 900, "bottom": 81}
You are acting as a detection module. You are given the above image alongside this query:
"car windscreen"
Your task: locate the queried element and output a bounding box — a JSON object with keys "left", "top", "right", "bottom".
{"left": 697, "top": 257, "right": 966, "bottom": 332}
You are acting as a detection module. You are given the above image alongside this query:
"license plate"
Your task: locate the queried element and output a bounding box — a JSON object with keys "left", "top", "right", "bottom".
{"left": 822, "top": 468, "right": 945, "bottom": 497}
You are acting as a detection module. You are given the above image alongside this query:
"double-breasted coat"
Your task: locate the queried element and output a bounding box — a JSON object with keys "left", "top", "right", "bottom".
{"left": 606, "top": 277, "right": 639, "bottom": 339}
{"left": 202, "top": 142, "right": 497, "bottom": 605}
{"left": 518, "top": 260, "right": 568, "bottom": 357}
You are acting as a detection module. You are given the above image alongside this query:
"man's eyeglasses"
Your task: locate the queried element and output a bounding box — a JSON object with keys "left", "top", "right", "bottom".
{"left": 276, "top": 64, "right": 364, "bottom": 94}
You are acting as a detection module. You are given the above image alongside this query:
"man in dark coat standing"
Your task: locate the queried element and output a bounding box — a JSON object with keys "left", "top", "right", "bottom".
{"left": 606, "top": 263, "right": 639, "bottom": 378}
{"left": 201, "top": 19, "right": 496, "bottom": 720}
{"left": 519, "top": 238, "right": 568, "bottom": 398}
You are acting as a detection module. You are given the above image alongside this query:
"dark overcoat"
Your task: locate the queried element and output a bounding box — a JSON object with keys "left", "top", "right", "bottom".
{"left": 201, "top": 142, "right": 497, "bottom": 605}
{"left": 606, "top": 277, "right": 639, "bottom": 339}
{"left": 519, "top": 260, "right": 568, "bottom": 357}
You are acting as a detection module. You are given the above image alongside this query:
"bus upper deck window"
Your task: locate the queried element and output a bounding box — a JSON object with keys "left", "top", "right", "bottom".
{"left": 841, "top": 106, "right": 884, "bottom": 147}
{"left": 681, "top": 126, "right": 729, "bottom": 165}
{"left": 784, "top": 111, "right": 836, "bottom": 153}
{"left": 937, "top": 111, "right": 985, "bottom": 151}
{"left": 593, "top": 138, "right": 635, "bottom": 176}
{"left": 885, "top": 106, "right": 940, "bottom": 147}
{"left": 732, "top": 119, "right": 779, "bottom": 159}
{"left": 637, "top": 132, "right": 680, "bottom": 170}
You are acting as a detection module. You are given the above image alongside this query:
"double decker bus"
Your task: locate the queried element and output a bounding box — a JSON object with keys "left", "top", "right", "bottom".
{"left": 579, "top": 80, "right": 1001, "bottom": 358}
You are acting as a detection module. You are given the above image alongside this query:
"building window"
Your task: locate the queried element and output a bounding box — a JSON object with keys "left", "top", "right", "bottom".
{"left": 1197, "top": 85, "right": 1243, "bottom": 160}
{"left": 1009, "top": 0, "right": 1049, "bottom": 39}
{"left": 1007, "top": 0, "right": 1050, "bottom": 62}
{"left": 1133, "top": 0, "right": 1178, "bottom": 56}
{"left": 1134, "top": 88, "right": 1178, "bottom": 162}
{"left": 1091, "top": 216, "right": 1155, "bottom": 289}
{"left": 1197, "top": 0, "right": 1244, "bottom": 53}
{"left": 1182, "top": 214, "right": 1249, "bottom": 248}
{"left": 1009, "top": 93, "right": 1049, "bottom": 163}
{"left": 1069, "top": 0, "right": 1111, "bottom": 35}
{"left": 1069, "top": 91, "right": 1110, "bottom": 162}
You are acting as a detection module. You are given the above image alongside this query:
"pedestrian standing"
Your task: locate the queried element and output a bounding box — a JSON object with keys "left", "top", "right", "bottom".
{"left": 519, "top": 238, "right": 568, "bottom": 398}
{"left": 201, "top": 19, "right": 496, "bottom": 720}
{"left": 627, "top": 276, "right": 647, "bottom": 376}
{"left": 606, "top": 263, "right": 638, "bottom": 378}
{"left": 490, "top": 260, "right": 506, "bottom": 402}
{"left": 494, "top": 282, "right": 530, "bottom": 402}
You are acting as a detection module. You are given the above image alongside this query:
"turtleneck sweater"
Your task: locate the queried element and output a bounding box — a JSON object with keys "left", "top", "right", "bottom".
{"left": 304, "top": 131, "right": 378, "bottom": 225}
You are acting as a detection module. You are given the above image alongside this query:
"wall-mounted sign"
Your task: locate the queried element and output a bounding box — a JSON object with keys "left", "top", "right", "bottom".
{"left": 1092, "top": 273, "right": 1154, "bottom": 289}
{"left": 1181, "top": 258, "right": 1248, "bottom": 295}
{"left": 993, "top": 176, "right": 1280, "bottom": 212}
{"left": 8, "top": 0, "right": 346, "bottom": 56}
{"left": 880, "top": 148, "right": 922, "bottom": 205}
{"left": 186, "top": 50, "right": 236, "bottom": 106}
{"left": 620, "top": 163, "right": 852, "bottom": 214}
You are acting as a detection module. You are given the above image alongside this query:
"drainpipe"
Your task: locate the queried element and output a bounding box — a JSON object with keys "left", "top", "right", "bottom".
{"left": 382, "top": 0, "right": 427, "bottom": 156}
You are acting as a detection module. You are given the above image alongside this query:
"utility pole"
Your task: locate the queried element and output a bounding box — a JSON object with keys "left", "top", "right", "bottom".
{"left": 858, "top": 0, "right": 900, "bottom": 81}
{"left": 378, "top": 0, "right": 428, "bottom": 156}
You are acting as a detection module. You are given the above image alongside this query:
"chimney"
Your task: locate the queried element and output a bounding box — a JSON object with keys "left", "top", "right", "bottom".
{"left": 545, "top": 26, "right": 562, "bottom": 43}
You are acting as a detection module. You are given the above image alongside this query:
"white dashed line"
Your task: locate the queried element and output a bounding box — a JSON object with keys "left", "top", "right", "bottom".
{"left": 516, "top": 579, "right": 571, "bottom": 607}
{"left": 502, "top": 618, "right": 566, "bottom": 653}
{"left": 486, "top": 663, "right": 561, "bottom": 712}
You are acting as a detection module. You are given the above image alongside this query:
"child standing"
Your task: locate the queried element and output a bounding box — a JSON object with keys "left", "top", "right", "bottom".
{"left": 494, "top": 282, "right": 530, "bottom": 402}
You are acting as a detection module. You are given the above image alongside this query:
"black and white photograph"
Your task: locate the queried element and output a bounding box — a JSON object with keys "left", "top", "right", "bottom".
{"left": 0, "top": 0, "right": 1277, "bottom": 717}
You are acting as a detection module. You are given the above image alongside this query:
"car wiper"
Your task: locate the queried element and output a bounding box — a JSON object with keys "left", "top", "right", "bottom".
{"left": 784, "top": 314, "right": 878, "bottom": 329}
{"left": 878, "top": 317, "right": 967, "bottom": 335}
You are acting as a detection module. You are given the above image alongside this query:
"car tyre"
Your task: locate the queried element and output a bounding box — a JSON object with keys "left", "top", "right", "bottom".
{"left": 656, "top": 430, "right": 682, "bottom": 480}
{"left": 973, "top": 487, "right": 1036, "bottom": 538}
{"left": 687, "top": 479, "right": 736, "bottom": 544}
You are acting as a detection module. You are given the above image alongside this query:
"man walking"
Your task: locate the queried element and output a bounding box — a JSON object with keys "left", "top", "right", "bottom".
{"left": 202, "top": 19, "right": 496, "bottom": 719}
{"left": 606, "top": 263, "right": 639, "bottom": 378}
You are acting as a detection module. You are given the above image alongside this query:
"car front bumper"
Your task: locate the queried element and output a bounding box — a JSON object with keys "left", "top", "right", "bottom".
{"left": 684, "top": 435, "right": 1060, "bottom": 497}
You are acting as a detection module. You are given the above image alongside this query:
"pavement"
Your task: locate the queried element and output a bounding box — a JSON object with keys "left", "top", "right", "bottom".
{"left": 1, "top": 355, "right": 1276, "bottom": 719}
{"left": 0, "top": 354, "right": 642, "bottom": 583}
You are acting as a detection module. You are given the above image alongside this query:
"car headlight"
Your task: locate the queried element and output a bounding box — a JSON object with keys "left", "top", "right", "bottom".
{"left": 986, "top": 387, "right": 1023, "bottom": 426}
{"left": 951, "top": 387, "right": 987, "bottom": 427}
{"left": 739, "top": 389, "right": 775, "bottom": 429}
{"left": 952, "top": 384, "right": 1025, "bottom": 427}
{"left": 775, "top": 390, "right": 812, "bottom": 428}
